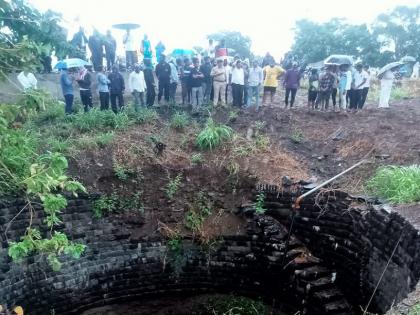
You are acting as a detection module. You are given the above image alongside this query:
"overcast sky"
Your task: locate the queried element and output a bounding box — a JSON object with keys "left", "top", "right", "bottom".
{"left": 29, "top": 0, "right": 419, "bottom": 60}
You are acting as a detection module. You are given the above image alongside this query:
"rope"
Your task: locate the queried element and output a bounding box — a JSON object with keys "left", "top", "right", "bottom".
{"left": 362, "top": 231, "right": 404, "bottom": 315}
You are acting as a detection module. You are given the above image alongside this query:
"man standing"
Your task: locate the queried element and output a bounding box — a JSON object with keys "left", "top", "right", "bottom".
{"left": 338, "top": 64, "right": 352, "bottom": 109}
{"left": 181, "top": 58, "right": 192, "bottom": 105}
{"left": 318, "top": 67, "right": 335, "bottom": 111}
{"left": 155, "top": 54, "right": 171, "bottom": 104}
{"left": 155, "top": 41, "right": 166, "bottom": 63}
{"left": 169, "top": 59, "right": 179, "bottom": 104}
{"left": 200, "top": 56, "right": 213, "bottom": 104}
{"left": 129, "top": 65, "right": 147, "bottom": 111}
{"left": 210, "top": 59, "right": 227, "bottom": 107}
{"left": 360, "top": 65, "right": 371, "bottom": 108}
{"left": 108, "top": 65, "right": 125, "bottom": 113}
{"left": 284, "top": 62, "right": 300, "bottom": 108}
{"left": 263, "top": 60, "right": 284, "bottom": 105}
{"left": 189, "top": 57, "right": 204, "bottom": 112}
{"left": 349, "top": 64, "right": 366, "bottom": 111}
{"left": 379, "top": 69, "right": 395, "bottom": 109}
{"left": 70, "top": 27, "right": 88, "bottom": 59}
{"left": 143, "top": 58, "right": 156, "bottom": 106}
{"left": 60, "top": 68, "right": 74, "bottom": 114}
{"left": 231, "top": 60, "right": 245, "bottom": 107}
{"left": 247, "top": 60, "right": 263, "bottom": 110}
{"left": 97, "top": 66, "right": 110, "bottom": 110}
{"left": 104, "top": 30, "right": 116, "bottom": 70}
{"left": 76, "top": 66, "right": 93, "bottom": 112}
{"left": 223, "top": 59, "right": 232, "bottom": 104}
{"left": 262, "top": 52, "right": 275, "bottom": 68}
{"left": 141, "top": 35, "right": 152, "bottom": 60}
{"left": 307, "top": 69, "right": 319, "bottom": 110}
{"left": 123, "top": 29, "right": 137, "bottom": 70}
{"left": 88, "top": 30, "right": 103, "bottom": 72}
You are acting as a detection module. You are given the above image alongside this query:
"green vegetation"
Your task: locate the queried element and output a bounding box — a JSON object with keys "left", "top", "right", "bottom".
{"left": 290, "top": 129, "right": 304, "bottom": 144}
{"left": 191, "top": 153, "right": 204, "bottom": 165}
{"left": 193, "top": 295, "right": 268, "bottom": 315}
{"left": 166, "top": 173, "right": 183, "bottom": 199}
{"left": 255, "top": 192, "right": 266, "bottom": 214}
{"left": 196, "top": 118, "right": 233, "bottom": 150}
{"left": 367, "top": 165, "right": 420, "bottom": 204}
{"left": 408, "top": 303, "right": 420, "bottom": 315}
{"left": 228, "top": 110, "right": 238, "bottom": 122}
{"left": 391, "top": 87, "right": 410, "bottom": 100}
{"left": 93, "top": 192, "right": 143, "bottom": 218}
{"left": 170, "top": 112, "right": 190, "bottom": 130}
{"left": 185, "top": 192, "right": 213, "bottom": 234}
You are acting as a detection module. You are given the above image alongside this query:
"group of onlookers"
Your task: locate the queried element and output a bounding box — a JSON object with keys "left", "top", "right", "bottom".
{"left": 307, "top": 63, "right": 371, "bottom": 112}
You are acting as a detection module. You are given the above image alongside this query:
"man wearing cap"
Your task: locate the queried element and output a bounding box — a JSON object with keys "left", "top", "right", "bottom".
{"left": 211, "top": 59, "right": 227, "bottom": 107}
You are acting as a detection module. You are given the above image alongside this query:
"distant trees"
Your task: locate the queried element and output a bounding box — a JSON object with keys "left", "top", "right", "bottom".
{"left": 207, "top": 31, "right": 252, "bottom": 59}
{"left": 289, "top": 5, "right": 420, "bottom": 67}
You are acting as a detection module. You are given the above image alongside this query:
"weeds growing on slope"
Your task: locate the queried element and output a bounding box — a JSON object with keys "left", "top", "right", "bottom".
{"left": 170, "top": 112, "right": 190, "bottom": 130}
{"left": 366, "top": 165, "right": 420, "bottom": 204}
{"left": 196, "top": 118, "right": 233, "bottom": 150}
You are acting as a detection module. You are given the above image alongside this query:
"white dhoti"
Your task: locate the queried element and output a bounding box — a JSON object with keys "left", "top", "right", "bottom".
{"left": 379, "top": 79, "right": 392, "bottom": 108}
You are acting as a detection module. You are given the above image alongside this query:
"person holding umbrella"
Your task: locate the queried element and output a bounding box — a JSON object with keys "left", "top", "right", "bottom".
{"left": 123, "top": 29, "right": 137, "bottom": 70}
{"left": 108, "top": 65, "right": 125, "bottom": 113}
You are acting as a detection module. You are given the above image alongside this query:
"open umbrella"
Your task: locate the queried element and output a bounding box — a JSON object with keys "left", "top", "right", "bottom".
{"left": 324, "top": 55, "right": 353, "bottom": 66}
{"left": 171, "top": 48, "right": 195, "bottom": 57}
{"left": 112, "top": 23, "right": 140, "bottom": 31}
{"left": 400, "top": 56, "right": 416, "bottom": 63}
{"left": 377, "top": 61, "right": 404, "bottom": 77}
{"left": 54, "top": 58, "right": 89, "bottom": 70}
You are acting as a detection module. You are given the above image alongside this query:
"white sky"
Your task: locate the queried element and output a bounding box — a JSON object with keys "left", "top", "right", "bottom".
{"left": 29, "top": 0, "right": 420, "bottom": 60}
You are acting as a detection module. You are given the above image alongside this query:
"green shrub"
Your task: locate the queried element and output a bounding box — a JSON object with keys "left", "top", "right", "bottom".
{"left": 391, "top": 87, "right": 410, "bottom": 100}
{"left": 196, "top": 118, "right": 233, "bottom": 150}
{"left": 170, "top": 112, "right": 189, "bottom": 130}
{"left": 290, "top": 130, "right": 304, "bottom": 144}
{"left": 92, "top": 194, "right": 118, "bottom": 218}
{"left": 126, "top": 106, "right": 159, "bottom": 124}
{"left": 191, "top": 153, "right": 204, "bottom": 165}
{"left": 367, "top": 165, "right": 420, "bottom": 204}
{"left": 72, "top": 109, "right": 131, "bottom": 132}
{"left": 166, "top": 173, "right": 183, "bottom": 199}
{"left": 194, "top": 295, "right": 268, "bottom": 315}
{"left": 96, "top": 132, "right": 115, "bottom": 147}
{"left": 255, "top": 193, "right": 266, "bottom": 214}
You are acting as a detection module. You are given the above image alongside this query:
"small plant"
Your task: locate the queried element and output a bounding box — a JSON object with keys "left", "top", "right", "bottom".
{"left": 92, "top": 193, "right": 118, "bottom": 218}
{"left": 366, "top": 165, "right": 420, "bottom": 204}
{"left": 167, "top": 235, "right": 182, "bottom": 253}
{"left": 290, "top": 129, "right": 304, "bottom": 144}
{"left": 191, "top": 153, "right": 204, "bottom": 165}
{"left": 113, "top": 160, "right": 132, "bottom": 181}
{"left": 96, "top": 132, "right": 115, "bottom": 147}
{"left": 255, "top": 134, "right": 270, "bottom": 150}
{"left": 121, "top": 192, "right": 144, "bottom": 212}
{"left": 185, "top": 192, "right": 213, "bottom": 235}
{"left": 408, "top": 303, "right": 420, "bottom": 315}
{"left": 166, "top": 173, "right": 183, "bottom": 199}
{"left": 255, "top": 192, "right": 266, "bottom": 214}
{"left": 196, "top": 118, "right": 233, "bottom": 150}
{"left": 254, "top": 120, "right": 266, "bottom": 131}
{"left": 127, "top": 106, "right": 159, "bottom": 124}
{"left": 170, "top": 112, "right": 189, "bottom": 130}
{"left": 194, "top": 295, "right": 268, "bottom": 315}
{"left": 228, "top": 110, "right": 238, "bottom": 122}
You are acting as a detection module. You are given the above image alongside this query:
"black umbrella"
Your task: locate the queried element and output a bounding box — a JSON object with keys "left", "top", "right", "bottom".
{"left": 112, "top": 23, "right": 140, "bottom": 31}
{"left": 324, "top": 55, "right": 353, "bottom": 66}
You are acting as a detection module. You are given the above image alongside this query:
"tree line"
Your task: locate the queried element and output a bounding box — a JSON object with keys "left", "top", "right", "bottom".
{"left": 288, "top": 5, "right": 420, "bottom": 67}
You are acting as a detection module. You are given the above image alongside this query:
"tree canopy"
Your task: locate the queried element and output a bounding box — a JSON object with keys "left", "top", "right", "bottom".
{"left": 289, "top": 5, "right": 420, "bottom": 67}
{"left": 207, "top": 31, "right": 252, "bottom": 59}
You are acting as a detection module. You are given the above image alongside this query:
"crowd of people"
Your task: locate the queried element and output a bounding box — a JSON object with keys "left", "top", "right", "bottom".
{"left": 20, "top": 26, "right": 402, "bottom": 115}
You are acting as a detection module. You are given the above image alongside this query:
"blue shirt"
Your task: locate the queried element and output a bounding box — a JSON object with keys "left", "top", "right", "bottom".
{"left": 60, "top": 71, "right": 73, "bottom": 96}
{"left": 97, "top": 72, "right": 110, "bottom": 92}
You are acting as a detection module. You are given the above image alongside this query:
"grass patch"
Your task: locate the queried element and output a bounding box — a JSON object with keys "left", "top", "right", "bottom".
{"left": 290, "top": 129, "right": 304, "bottom": 144}
{"left": 366, "top": 165, "right": 420, "bottom": 204}
{"left": 193, "top": 295, "right": 267, "bottom": 315}
{"left": 196, "top": 118, "right": 233, "bottom": 150}
{"left": 170, "top": 112, "right": 189, "bottom": 130}
{"left": 191, "top": 153, "right": 204, "bottom": 165}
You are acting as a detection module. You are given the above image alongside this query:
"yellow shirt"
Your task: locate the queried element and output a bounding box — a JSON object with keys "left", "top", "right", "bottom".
{"left": 263, "top": 66, "right": 284, "bottom": 87}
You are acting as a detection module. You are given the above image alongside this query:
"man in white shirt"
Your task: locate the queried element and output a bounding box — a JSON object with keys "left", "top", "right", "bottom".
{"left": 17, "top": 71, "right": 37, "bottom": 90}
{"left": 349, "top": 64, "right": 366, "bottom": 111}
{"left": 360, "top": 65, "right": 371, "bottom": 108}
{"left": 128, "top": 65, "right": 146, "bottom": 111}
{"left": 247, "top": 60, "right": 263, "bottom": 110}
{"left": 123, "top": 29, "right": 137, "bottom": 70}
{"left": 223, "top": 59, "right": 232, "bottom": 104}
{"left": 231, "top": 60, "right": 245, "bottom": 107}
